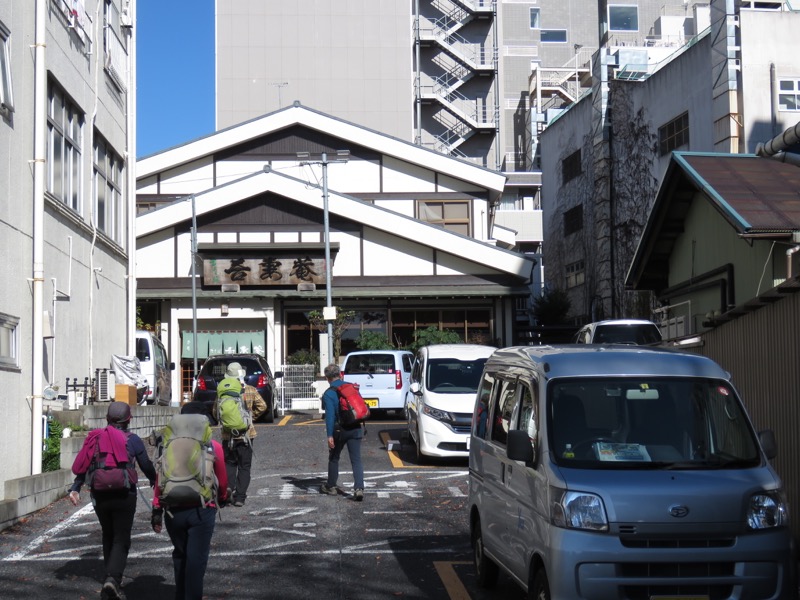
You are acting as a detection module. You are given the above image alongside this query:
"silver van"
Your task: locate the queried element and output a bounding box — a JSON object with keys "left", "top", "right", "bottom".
{"left": 469, "top": 345, "right": 794, "bottom": 599}
{"left": 135, "top": 330, "right": 174, "bottom": 405}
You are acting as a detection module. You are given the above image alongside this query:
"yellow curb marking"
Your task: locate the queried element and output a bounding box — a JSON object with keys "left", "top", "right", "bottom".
{"left": 277, "top": 415, "right": 292, "bottom": 426}
{"left": 434, "top": 561, "right": 472, "bottom": 600}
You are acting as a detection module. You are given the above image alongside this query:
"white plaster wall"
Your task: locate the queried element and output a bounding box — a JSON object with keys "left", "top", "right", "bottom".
{"left": 382, "top": 156, "right": 436, "bottom": 192}
{"left": 329, "top": 231, "right": 363, "bottom": 276}
{"left": 137, "top": 175, "right": 159, "bottom": 194}
{"left": 374, "top": 199, "right": 415, "bottom": 217}
{"left": 159, "top": 157, "right": 215, "bottom": 195}
{"left": 438, "top": 249, "right": 498, "bottom": 276}
{"left": 362, "top": 228, "right": 434, "bottom": 276}
{"left": 138, "top": 229, "right": 177, "bottom": 278}
{"left": 326, "top": 159, "right": 381, "bottom": 193}
{"left": 216, "top": 160, "right": 267, "bottom": 186}
{"left": 437, "top": 173, "right": 483, "bottom": 193}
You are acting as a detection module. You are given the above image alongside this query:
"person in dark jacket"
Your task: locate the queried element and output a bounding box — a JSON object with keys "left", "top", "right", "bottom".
{"left": 319, "top": 363, "right": 365, "bottom": 501}
{"left": 69, "top": 401, "right": 157, "bottom": 600}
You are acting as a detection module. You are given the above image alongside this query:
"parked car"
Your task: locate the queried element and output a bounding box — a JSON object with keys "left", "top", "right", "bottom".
{"left": 469, "top": 345, "right": 793, "bottom": 599}
{"left": 191, "top": 354, "right": 283, "bottom": 424}
{"left": 135, "top": 330, "right": 175, "bottom": 405}
{"left": 406, "top": 344, "right": 496, "bottom": 463}
{"left": 573, "top": 318, "right": 662, "bottom": 345}
{"left": 340, "top": 350, "right": 414, "bottom": 415}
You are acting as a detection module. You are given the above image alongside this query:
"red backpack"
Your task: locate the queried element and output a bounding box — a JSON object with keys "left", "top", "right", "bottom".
{"left": 335, "top": 382, "right": 370, "bottom": 427}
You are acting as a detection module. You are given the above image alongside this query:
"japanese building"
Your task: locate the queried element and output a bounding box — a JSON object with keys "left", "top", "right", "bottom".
{"left": 136, "top": 103, "right": 536, "bottom": 398}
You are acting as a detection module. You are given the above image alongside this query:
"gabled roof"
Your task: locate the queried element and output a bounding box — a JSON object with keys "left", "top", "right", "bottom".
{"left": 627, "top": 152, "right": 800, "bottom": 292}
{"left": 137, "top": 102, "right": 506, "bottom": 197}
{"left": 136, "top": 167, "right": 534, "bottom": 278}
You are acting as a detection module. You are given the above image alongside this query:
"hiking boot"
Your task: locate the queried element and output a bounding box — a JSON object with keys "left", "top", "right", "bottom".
{"left": 354, "top": 489, "right": 364, "bottom": 502}
{"left": 320, "top": 483, "right": 337, "bottom": 496}
{"left": 102, "top": 577, "right": 126, "bottom": 600}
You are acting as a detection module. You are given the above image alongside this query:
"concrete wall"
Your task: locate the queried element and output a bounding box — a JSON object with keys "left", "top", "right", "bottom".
{"left": 0, "top": 405, "right": 177, "bottom": 532}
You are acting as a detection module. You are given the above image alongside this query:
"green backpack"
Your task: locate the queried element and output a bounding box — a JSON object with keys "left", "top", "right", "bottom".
{"left": 156, "top": 414, "right": 217, "bottom": 511}
{"left": 217, "top": 379, "right": 252, "bottom": 439}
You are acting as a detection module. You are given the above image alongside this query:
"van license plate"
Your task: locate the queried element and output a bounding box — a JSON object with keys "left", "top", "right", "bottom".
{"left": 365, "top": 399, "right": 378, "bottom": 408}
{"left": 651, "top": 596, "right": 709, "bottom": 600}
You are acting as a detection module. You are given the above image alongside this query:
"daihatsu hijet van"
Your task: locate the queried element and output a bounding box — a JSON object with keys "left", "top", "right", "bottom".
{"left": 135, "top": 330, "right": 174, "bottom": 405}
{"left": 469, "top": 345, "right": 794, "bottom": 600}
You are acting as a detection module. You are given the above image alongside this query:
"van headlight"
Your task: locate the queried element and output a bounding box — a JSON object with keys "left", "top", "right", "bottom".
{"left": 422, "top": 404, "right": 451, "bottom": 422}
{"left": 551, "top": 489, "right": 608, "bottom": 531}
{"left": 746, "top": 490, "right": 787, "bottom": 530}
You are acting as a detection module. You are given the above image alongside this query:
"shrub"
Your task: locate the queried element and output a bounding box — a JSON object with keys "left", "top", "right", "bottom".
{"left": 355, "top": 331, "right": 394, "bottom": 350}
{"left": 42, "top": 419, "right": 63, "bottom": 472}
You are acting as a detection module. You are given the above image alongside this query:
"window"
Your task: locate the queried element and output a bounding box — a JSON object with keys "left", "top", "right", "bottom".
{"left": 562, "top": 149, "right": 582, "bottom": 183}
{"left": 104, "top": 0, "right": 128, "bottom": 91}
{"left": 566, "top": 260, "right": 585, "bottom": 288}
{"left": 0, "top": 21, "right": 13, "bottom": 113}
{"left": 609, "top": 5, "right": 639, "bottom": 31}
{"left": 93, "top": 133, "right": 125, "bottom": 243}
{"left": 47, "top": 80, "right": 83, "bottom": 212}
{"left": 490, "top": 380, "right": 516, "bottom": 447}
{"left": 474, "top": 373, "right": 495, "bottom": 440}
{"left": 499, "top": 192, "right": 522, "bottom": 210}
{"left": 0, "top": 312, "right": 19, "bottom": 368}
{"left": 659, "top": 111, "right": 690, "bottom": 156}
{"left": 530, "top": 8, "right": 540, "bottom": 29}
{"left": 778, "top": 78, "right": 800, "bottom": 111}
{"left": 541, "top": 30, "right": 567, "bottom": 43}
{"left": 417, "top": 200, "right": 470, "bottom": 236}
{"left": 563, "top": 205, "right": 583, "bottom": 236}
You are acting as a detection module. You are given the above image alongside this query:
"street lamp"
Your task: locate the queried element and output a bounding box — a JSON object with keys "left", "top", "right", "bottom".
{"left": 298, "top": 150, "right": 350, "bottom": 364}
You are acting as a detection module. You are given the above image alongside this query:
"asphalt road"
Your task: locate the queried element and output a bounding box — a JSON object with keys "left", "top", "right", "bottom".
{"left": 0, "top": 411, "right": 525, "bottom": 600}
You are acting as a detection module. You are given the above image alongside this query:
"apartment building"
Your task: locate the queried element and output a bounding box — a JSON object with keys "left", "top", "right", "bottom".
{"left": 539, "top": 0, "right": 800, "bottom": 327}
{"left": 0, "top": 0, "right": 136, "bottom": 508}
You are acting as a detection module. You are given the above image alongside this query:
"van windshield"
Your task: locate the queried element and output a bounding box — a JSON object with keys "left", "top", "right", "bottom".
{"left": 549, "top": 378, "right": 760, "bottom": 469}
{"left": 426, "top": 358, "right": 487, "bottom": 394}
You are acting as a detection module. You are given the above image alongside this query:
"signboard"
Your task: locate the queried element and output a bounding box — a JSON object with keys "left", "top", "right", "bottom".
{"left": 203, "top": 256, "right": 327, "bottom": 286}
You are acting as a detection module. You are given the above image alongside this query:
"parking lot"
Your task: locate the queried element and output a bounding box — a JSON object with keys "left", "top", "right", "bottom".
{"left": 0, "top": 412, "right": 524, "bottom": 599}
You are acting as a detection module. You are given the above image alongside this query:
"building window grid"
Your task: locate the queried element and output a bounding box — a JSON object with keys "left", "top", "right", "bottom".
{"left": 563, "top": 205, "right": 583, "bottom": 236}
{"left": 778, "top": 78, "right": 800, "bottom": 111}
{"left": 0, "top": 21, "right": 13, "bottom": 113}
{"left": 0, "top": 312, "right": 20, "bottom": 368}
{"left": 565, "top": 260, "right": 585, "bottom": 289}
{"left": 530, "top": 8, "right": 540, "bottom": 29}
{"left": 416, "top": 200, "right": 471, "bottom": 236}
{"left": 47, "top": 81, "right": 83, "bottom": 213}
{"left": 659, "top": 111, "right": 690, "bottom": 156}
{"left": 93, "top": 133, "right": 124, "bottom": 244}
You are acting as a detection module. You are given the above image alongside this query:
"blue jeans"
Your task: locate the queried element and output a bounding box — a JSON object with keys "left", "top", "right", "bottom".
{"left": 327, "top": 425, "right": 364, "bottom": 490}
{"left": 164, "top": 506, "right": 217, "bottom": 600}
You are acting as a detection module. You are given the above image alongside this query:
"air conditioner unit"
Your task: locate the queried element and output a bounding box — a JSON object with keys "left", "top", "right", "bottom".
{"left": 97, "top": 370, "right": 116, "bottom": 402}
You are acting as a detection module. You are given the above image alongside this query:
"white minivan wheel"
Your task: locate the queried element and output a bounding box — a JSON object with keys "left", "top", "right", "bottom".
{"left": 529, "top": 570, "right": 550, "bottom": 600}
{"left": 472, "top": 518, "right": 499, "bottom": 588}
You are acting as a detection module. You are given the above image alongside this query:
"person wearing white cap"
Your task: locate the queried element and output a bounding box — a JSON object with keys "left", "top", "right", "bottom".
{"left": 216, "top": 362, "right": 266, "bottom": 507}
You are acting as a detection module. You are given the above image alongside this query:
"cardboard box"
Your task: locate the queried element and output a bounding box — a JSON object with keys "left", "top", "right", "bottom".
{"left": 116, "top": 384, "right": 138, "bottom": 406}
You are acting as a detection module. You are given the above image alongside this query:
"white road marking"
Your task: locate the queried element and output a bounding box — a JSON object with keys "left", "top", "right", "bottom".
{"left": 2, "top": 502, "right": 94, "bottom": 561}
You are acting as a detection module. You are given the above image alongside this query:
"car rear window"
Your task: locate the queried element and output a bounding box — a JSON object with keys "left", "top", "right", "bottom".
{"left": 344, "top": 354, "right": 396, "bottom": 375}
{"left": 594, "top": 324, "right": 662, "bottom": 344}
{"left": 202, "top": 358, "right": 264, "bottom": 380}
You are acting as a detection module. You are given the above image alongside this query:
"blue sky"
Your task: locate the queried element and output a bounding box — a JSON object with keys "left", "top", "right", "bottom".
{"left": 136, "top": 0, "right": 214, "bottom": 158}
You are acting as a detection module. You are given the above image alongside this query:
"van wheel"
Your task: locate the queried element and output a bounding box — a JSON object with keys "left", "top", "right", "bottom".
{"left": 266, "top": 404, "right": 275, "bottom": 423}
{"left": 529, "top": 570, "right": 550, "bottom": 600}
{"left": 472, "top": 519, "right": 499, "bottom": 588}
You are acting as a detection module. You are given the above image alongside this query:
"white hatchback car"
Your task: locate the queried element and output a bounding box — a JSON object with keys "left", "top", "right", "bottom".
{"left": 340, "top": 350, "right": 414, "bottom": 413}
{"left": 406, "top": 344, "right": 496, "bottom": 462}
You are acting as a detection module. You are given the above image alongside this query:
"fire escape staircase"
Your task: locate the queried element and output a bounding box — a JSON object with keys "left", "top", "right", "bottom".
{"left": 419, "top": 0, "right": 496, "bottom": 155}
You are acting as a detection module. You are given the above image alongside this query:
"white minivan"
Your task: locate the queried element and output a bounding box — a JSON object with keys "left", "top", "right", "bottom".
{"left": 469, "top": 345, "right": 795, "bottom": 599}
{"left": 135, "top": 330, "right": 174, "bottom": 405}
{"left": 341, "top": 350, "right": 414, "bottom": 414}
{"left": 406, "top": 344, "right": 496, "bottom": 463}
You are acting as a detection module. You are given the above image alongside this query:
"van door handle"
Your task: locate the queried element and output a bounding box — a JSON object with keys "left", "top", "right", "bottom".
{"left": 507, "top": 463, "right": 512, "bottom": 485}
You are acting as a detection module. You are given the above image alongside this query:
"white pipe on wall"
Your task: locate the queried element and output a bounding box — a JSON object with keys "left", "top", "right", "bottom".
{"left": 31, "top": 0, "right": 47, "bottom": 474}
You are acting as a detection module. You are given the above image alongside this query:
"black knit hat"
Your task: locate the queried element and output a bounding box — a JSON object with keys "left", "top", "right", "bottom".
{"left": 106, "top": 401, "right": 132, "bottom": 424}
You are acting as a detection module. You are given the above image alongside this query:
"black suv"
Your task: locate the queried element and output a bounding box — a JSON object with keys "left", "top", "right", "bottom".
{"left": 191, "top": 354, "right": 283, "bottom": 423}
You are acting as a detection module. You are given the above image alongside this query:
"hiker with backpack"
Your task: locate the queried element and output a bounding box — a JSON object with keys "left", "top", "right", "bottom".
{"left": 214, "top": 362, "right": 266, "bottom": 507}
{"left": 69, "top": 401, "right": 157, "bottom": 600}
{"left": 319, "top": 363, "right": 366, "bottom": 501}
{"left": 150, "top": 412, "right": 228, "bottom": 600}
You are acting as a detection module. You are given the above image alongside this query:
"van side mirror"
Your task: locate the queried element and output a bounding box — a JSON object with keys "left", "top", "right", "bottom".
{"left": 409, "top": 381, "right": 422, "bottom": 396}
{"left": 273, "top": 371, "right": 284, "bottom": 379}
{"left": 169, "top": 362, "right": 175, "bottom": 370}
{"left": 507, "top": 429, "right": 535, "bottom": 464}
{"left": 759, "top": 429, "right": 777, "bottom": 459}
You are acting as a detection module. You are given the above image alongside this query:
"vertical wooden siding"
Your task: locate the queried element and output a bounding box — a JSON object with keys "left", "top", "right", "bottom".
{"left": 698, "top": 291, "right": 800, "bottom": 544}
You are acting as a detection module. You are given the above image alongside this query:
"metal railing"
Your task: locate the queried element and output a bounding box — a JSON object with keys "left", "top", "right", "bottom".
{"left": 276, "top": 364, "right": 320, "bottom": 414}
